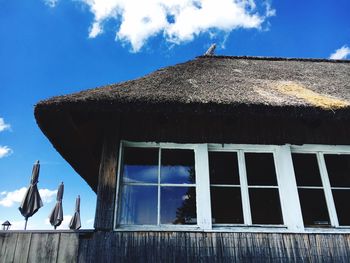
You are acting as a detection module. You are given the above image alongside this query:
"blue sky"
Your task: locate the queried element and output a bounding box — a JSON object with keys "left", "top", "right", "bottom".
{"left": 0, "top": 0, "right": 349, "bottom": 230}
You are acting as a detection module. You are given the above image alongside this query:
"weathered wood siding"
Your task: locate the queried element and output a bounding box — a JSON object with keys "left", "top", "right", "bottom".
{"left": 94, "top": 126, "right": 120, "bottom": 230}
{"left": 0, "top": 231, "right": 79, "bottom": 263}
{"left": 78, "top": 231, "right": 350, "bottom": 263}
{"left": 2, "top": 231, "right": 350, "bottom": 262}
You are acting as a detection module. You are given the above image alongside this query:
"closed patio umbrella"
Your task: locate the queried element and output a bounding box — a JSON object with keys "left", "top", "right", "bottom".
{"left": 69, "top": 195, "right": 81, "bottom": 230}
{"left": 19, "top": 160, "right": 43, "bottom": 230}
{"left": 49, "top": 182, "right": 64, "bottom": 229}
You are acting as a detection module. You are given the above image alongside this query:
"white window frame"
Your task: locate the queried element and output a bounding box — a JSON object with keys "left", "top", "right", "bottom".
{"left": 291, "top": 144, "right": 350, "bottom": 230}
{"left": 114, "top": 141, "right": 209, "bottom": 231}
{"left": 208, "top": 144, "right": 285, "bottom": 228}
{"left": 114, "top": 141, "right": 350, "bottom": 233}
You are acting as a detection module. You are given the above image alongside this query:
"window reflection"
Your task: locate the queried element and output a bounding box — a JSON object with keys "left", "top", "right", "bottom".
{"left": 118, "top": 147, "right": 197, "bottom": 226}
{"left": 161, "top": 149, "right": 195, "bottom": 184}
{"left": 161, "top": 187, "right": 197, "bottom": 224}
{"left": 118, "top": 185, "right": 157, "bottom": 225}
{"left": 122, "top": 147, "right": 158, "bottom": 183}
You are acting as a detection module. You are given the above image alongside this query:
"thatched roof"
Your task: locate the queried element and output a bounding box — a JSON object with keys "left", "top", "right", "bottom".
{"left": 34, "top": 56, "right": 350, "bottom": 191}
{"left": 36, "top": 56, "right": 350, "bottom": 113}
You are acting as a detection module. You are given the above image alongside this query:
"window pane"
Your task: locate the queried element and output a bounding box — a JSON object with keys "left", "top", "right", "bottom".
{"left": 160, "top": 187, "right": 196, "bottom": 224}
{"left": 161, "top": 149, "right": 195, "bottom": 184}
{"left": 249, "top": 188, "right": 283, "bottom": 224}
{"left": 325, "top": 154, "right": 350, "bottom": 187}
{"left": 209, "top": 152, "right": 240, "bottom": 185}
{"left": 332, "top": 189, "right": 350, "bottom": 226}
{"left": 298, "top": 189, "right": 330, "bottom": 227}
{"left": 122, "top": 147, "right": 158, "bottom": 183}
{"left": 292, "top": 153, "right": 322, "bottom": 186}
{"left": 245, "top": 153, "right": 277, "bottom": 186}
{"left": 210, "top": 187, "right": 243, "bottom": 224}
{"left": 118, "top": 185, "right": 157, "bottom": 225}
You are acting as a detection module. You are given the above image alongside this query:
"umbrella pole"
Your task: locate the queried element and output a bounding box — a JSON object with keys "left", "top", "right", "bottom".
{"left": 24, "top": 218, "right": 28, "bottom": 230}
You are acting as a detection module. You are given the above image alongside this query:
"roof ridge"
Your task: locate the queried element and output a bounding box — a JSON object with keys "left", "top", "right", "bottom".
{"left": 197, "top": 55, "right": 350, "bottom": 63}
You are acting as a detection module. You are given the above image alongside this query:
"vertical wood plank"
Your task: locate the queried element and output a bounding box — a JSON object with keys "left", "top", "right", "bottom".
{"left": 13, "top": 233, "right": 32, "bottom": 263}
{"left": 27, "top": 233, "right": 48, "bottom": 263}
{"left": 45, "top": 233, "right": 60, "bottom": 262}
{"left": 78, "top": 232, "right": 98, "bottom": 263}
{"left": 0, "top": 233, "right": 5, "bottom": 256}
{"left": 94, "top": 123, "right": 120, "bottom": 230}
{"left": 0, "top": 232, "right": 18, "bottom": 263}
{"left": 0, "top": 233, "right": 5, "bottom": 258}
{"left": 27, "top": 233, "right": 60, "bottom": 263}
{"left": 57, "top": 233, "right": 79, "bottom": 263}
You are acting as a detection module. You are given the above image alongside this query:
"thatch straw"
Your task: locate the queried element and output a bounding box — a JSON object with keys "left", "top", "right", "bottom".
{"left": 275, "top": 81, "right": 349, "bottom": 110}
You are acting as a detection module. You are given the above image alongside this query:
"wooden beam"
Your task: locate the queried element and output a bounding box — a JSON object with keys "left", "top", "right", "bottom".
{"left": 94, "top": 122, "right": 120, "bottom": 230}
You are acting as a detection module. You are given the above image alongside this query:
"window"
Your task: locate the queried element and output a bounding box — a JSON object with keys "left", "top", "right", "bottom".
{"left": 209, "top": 151, "right": 243, "bottom": 224}
{"left": 245, "top": 153, "right": 283, "bottom": 225}
{"left": 291, "top": 146, "right": 350, "bottom": 228}
{"left": 117, "top": 145, "right": 197, "bottom": 227}
{"left": 292, "top": 153, "right": 330, "bottom": 227}
{"left": 115, "top": 142, "right": 350, "bottom": 232}
{"left": 324, "top": 154, "right": 350, "bottom": 226}
{"left": 209, "top": 151, "right": 283, "bottom": 226}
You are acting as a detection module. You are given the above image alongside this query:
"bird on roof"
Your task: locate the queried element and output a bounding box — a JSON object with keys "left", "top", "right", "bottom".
{"left": 204, "top": 44, "right": 216, "bottom": 56}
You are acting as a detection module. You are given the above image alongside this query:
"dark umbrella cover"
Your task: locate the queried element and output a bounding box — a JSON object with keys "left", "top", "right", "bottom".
{"left": 69, "top": 195, "right": 81, "bottom": 230}
{"left": 49, "top": 182, "right": 64, "bottom": 229}
{"left": 19, "top": 160, "right": 43, "bottom": 230}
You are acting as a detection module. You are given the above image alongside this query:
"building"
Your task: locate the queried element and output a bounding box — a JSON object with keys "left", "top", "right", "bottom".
{"left": 2, "top": 55, "right": 350, "bottom": 262}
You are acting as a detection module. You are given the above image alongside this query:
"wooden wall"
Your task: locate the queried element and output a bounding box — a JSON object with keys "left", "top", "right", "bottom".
{"left": 78, "top": 231, "right": 350, "bottom": 263}
{"left": 2, "top": 231, "right": 350, "bottom": 262}
{"left": 0, "top": 231, "right": 79, "bottom": 263}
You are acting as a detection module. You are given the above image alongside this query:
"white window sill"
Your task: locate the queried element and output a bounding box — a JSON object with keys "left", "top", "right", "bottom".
{"left": 114, "top": 225, "right": 350, "bottom": 234}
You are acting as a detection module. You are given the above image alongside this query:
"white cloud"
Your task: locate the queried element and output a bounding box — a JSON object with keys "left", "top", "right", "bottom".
{"left": 0, "top": 146, "right": 12, "bottom": 158}
{"left": 89, "top": 22, "right": 103, "bottom": 38}
{"left": 39, "top": 188, "right": 58, "bottom": 203}
{"left": 0, "top": 187, "right": 57, "bottom": 207}
{"left": 0, "top": 187, "right": 27, "bottom": 207}
{"left": 0, "top": 118, "right": 10, "bottom": 132}
{"left": 43, "top": 0, "right": 58, "bottom": 8}
{"left": 330, "top": 45, "right": 350, "bottom": 60}
{"left": 80, "top": 0, "right": 275, "bottom": 52}
{"left": 0, "top": 119, "right": 12, "bottom": 159}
